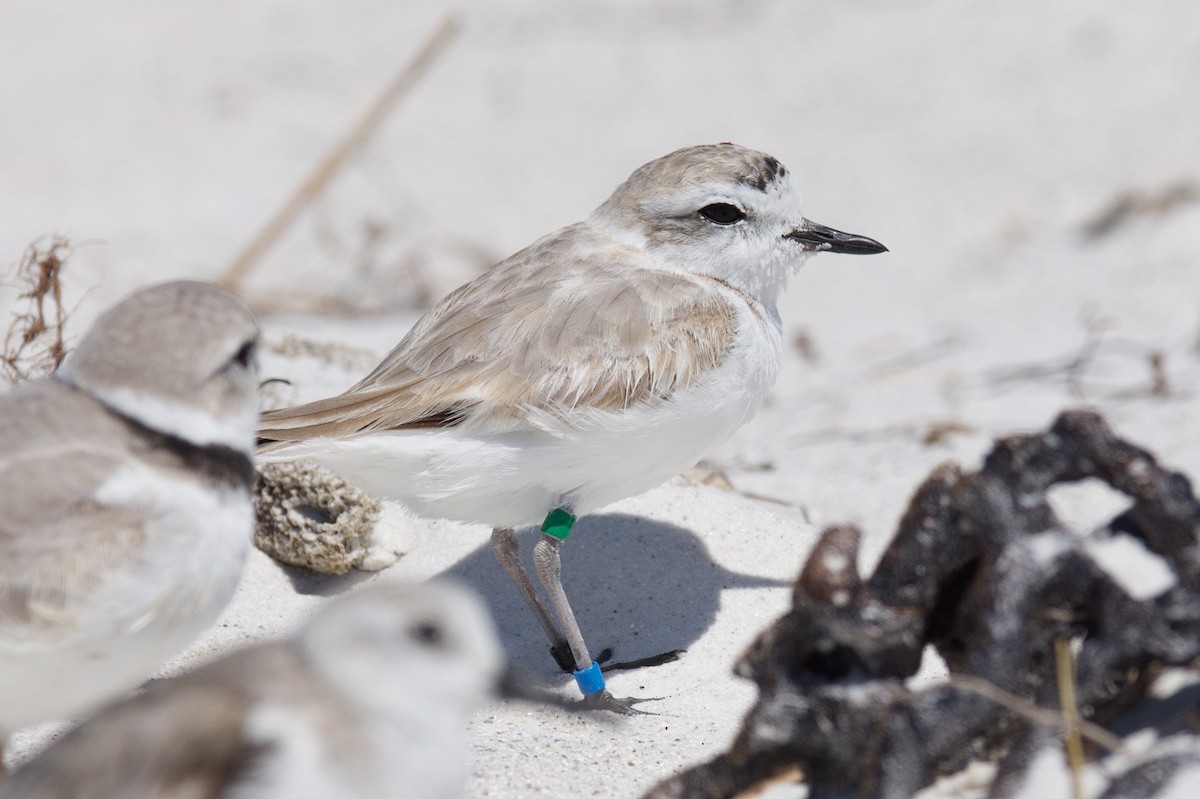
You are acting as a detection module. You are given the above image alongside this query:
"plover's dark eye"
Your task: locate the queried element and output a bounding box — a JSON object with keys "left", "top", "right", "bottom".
{"left": 409, "top": 621, "right": 444, "bottom": 647}
{"left": 232, "top": 340, "right": 256, "bottom": 369}
{"left": 698, "top": 203, "right": 745, "bottom": 225}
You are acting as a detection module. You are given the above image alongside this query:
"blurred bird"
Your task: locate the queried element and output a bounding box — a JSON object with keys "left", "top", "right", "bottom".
{"left": 0, "top": 281, "right": 260, "bottom": 765}
{"left": 1, "top": 582, "right": 506, "bottom": 799}
{"left": 257, "top": 143, "right": 887, "bottom": 709}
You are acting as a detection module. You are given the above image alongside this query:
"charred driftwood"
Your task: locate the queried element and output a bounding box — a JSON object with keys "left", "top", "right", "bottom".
{"left": 645, "top": 410, "right": 1200, "bottom": 799}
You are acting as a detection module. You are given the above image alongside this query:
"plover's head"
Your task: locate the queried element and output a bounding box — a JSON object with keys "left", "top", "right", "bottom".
{"left": 300, "top": 580, "right": 504, "bottom": 719}
{"left": 592, "top": 143, "right": 886, "bottom": 304}
{"left": 58, "top": 280, "right": 260, "bottom": 452}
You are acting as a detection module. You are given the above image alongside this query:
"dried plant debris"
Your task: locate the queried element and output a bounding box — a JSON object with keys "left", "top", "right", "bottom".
{"left": 263, "top": 333, "right": 380, "bottom": 370}
{"left": 254, "top": 461, "right": 388, "bottom": 575}
{"left": 681, "top": 461, "right": 802, "bottom": 513}
{"left": 1082, "top": 181, "right": 1198, "bottom": 240}
{"left": 790, "top": 328, "right": 820, "bottom": 364}
{"left": 2, "top": 236, "right": 72, "bottom": 384}
{"left": 985, "top": 331, "right": 1186, "bottom": 402}
{"left": 644, "top": 410, "right": 1200, "bottom": 799}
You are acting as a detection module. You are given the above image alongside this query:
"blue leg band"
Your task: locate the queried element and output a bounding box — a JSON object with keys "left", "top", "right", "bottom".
{"left": 573, "top": 661, "right": 606, "bottom": 695}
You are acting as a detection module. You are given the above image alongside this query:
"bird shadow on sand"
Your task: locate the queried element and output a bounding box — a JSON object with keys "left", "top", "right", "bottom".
{"left": 278, "top": 561, "right": 377, "bottom": 596}
{"left": 439, "top": 512, "right": 788, "bottom": 678}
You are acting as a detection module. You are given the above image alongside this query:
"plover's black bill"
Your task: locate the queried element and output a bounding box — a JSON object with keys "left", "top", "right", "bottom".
{"left": 786, "top": 219, "right": 888, "bottom": 254}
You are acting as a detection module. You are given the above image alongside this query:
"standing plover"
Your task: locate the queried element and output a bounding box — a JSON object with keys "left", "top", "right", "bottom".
{"left": 257, "top": 143, "right": 886, "bottom": 709}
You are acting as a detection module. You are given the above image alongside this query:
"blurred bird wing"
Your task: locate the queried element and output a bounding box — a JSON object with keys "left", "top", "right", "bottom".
{"left": 0, "top": 383, "right": 150, "bottom": 634}
{"left": 0, "top": 649, "right": 288, "bottom": 799}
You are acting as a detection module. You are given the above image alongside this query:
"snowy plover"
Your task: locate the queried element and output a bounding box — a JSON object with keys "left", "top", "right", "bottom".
{"left": 0, "top": 281, "right": 260, "bottom": 760}
{"left": 258, "top": 143, "right": 887, "bottom": 709}
{"left": 1, "top": 582, "right": 505, "bottom": 799}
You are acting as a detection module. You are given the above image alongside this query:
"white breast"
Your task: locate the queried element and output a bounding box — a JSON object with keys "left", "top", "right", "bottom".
{"left": 0, "top": 465, "right": 251, "bottom": 731}
{"left": 230, "top": 702, "right": 469, "bottom": 799}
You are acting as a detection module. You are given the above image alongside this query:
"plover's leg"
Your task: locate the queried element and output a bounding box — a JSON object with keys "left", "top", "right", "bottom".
{"left": 489, "top": 527, "right": 573, "bottom": 671}
{"left": 532, "top": 509, "right": 658, "bottom": 715}
{"left": 532, "top": 532, "right": 593, "bottom": 674}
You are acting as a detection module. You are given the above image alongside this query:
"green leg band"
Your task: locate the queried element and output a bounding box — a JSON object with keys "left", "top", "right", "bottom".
{"left": 540, "top": 508, "right": 576, "bottom": 541}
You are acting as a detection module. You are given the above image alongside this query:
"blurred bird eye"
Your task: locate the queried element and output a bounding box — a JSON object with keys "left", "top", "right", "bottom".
{"left": 409, "top": 621, "right": 444, "bottom": 647}
{"left": 232, "top": 340, "right": 257, "bottom": 369}
{"left": 698, "top": 203, "right": 745, "bottom": 225}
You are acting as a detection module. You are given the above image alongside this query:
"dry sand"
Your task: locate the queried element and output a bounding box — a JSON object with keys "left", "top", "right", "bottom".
{"left": 3, "top": 1, "right": 1200, "bottom": 796}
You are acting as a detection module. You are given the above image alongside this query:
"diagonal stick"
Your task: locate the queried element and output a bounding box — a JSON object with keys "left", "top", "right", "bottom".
{"left": 219, "top": 15, "right": 461, "bottom": 293}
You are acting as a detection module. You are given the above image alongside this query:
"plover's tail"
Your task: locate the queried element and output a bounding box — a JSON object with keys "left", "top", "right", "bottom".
{"left": 258, "top": 388, "right": 384, "bottom": 440}
{"left": 256, "top": 376, "right": 480, "bottom": 457}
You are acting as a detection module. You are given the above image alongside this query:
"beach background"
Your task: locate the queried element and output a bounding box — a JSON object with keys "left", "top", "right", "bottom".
{"left": 3, "top": 1, "right": 1200, "bottom": 795}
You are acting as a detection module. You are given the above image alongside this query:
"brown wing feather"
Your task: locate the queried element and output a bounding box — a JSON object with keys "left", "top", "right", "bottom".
{"left": 257, "top": 224, "right": 737, "bottom": 445}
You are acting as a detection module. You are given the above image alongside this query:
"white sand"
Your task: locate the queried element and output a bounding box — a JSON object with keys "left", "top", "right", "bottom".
{"left": 4, "top": 1, "right": 1200, "bottom": 796}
